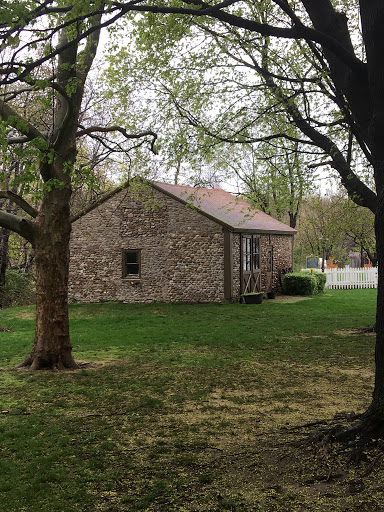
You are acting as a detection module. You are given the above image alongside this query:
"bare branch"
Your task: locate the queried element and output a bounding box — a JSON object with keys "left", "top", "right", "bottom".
{"left": 0, "top": 190, "right": 38, "bottom": 218}
{"left": 308, "top": 160, "right": 334, "bottom": 169}
{"left": 76, "top": 125, "right": 158, "bottom": 154}
{"left": 0, "top": 210, "right": 34, "bottom": 243}
{"left": 0, "top": 98, "right": 47, "bottom": 142}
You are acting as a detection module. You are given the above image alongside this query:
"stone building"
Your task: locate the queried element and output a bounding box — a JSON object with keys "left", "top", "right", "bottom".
{"left": 68, "top": 181, "right": 296, "bottom": 303}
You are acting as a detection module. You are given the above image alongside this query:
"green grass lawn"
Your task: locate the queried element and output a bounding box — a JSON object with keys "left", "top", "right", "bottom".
{"left": 0, "top": 289, "right": 381, "bottom": 511}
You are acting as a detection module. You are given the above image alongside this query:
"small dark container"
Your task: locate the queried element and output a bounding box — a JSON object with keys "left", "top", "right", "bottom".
{"left": 242, "top": 293, "right": 264, "bottom": 304}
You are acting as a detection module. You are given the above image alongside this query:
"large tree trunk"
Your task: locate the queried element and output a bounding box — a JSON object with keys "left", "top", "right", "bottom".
{"left": 0, "top": 227, "right": 10, "bottom": 308}
{"left": 329, "top": 195, "right": 384, "bottom": 444}
{"left": 361, "top": 0, "right": 384, "bottom": 423}
{"left": 364, "top": 191, "right": 384, "bottom": 418}
{"left": 17, "top": 186, "right": 78, "bottom": 370}
{"left": 324, "top": 2, "right": 384, "bottom": 443}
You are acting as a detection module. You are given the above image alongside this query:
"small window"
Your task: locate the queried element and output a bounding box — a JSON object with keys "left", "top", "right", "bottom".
{"left": 122, "top": 250, "right": 141, "bottom": 278}
{"left": 242, "top": 235, "right": 260, "bottom": 272}
{"left": 253, "top": 237, "right": 260, "bottom": 270}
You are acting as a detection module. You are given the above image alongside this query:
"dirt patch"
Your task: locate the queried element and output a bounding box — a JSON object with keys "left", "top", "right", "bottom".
{"left": 334, "top": 368, "right": 374, "bottom": 379}
{"left": 335, "top": 328, "right": 375, "bottom": 336}
{"left": 273, "top": 295, "right": 312, "bottom": 303}
{"left": 16, "top": 311, "right": 35, "bottom": 320}
{"left": 76, "top": 361, "right": 108, "bottom": 370}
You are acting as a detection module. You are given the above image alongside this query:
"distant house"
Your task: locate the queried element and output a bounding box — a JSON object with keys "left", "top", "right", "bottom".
{"left": 69, "top": 181, "right": 296, "bottom": 303}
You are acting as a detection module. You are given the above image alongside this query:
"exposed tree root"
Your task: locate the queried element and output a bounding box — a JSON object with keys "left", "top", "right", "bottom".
{"left": 16, "top": 351, "right": 80, "bottom": 371}
{"left": 310, "top": 410, "right": 384, "bottom": 463}
{"left": 359, "top": 324, "right": 376, "bottom": 333}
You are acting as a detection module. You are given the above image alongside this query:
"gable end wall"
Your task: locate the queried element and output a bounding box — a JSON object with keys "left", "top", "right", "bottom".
{"left": 69, "top": 187, "right": 226, "bottom": 303}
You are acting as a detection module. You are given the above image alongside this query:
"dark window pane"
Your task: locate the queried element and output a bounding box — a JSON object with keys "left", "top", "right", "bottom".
{"left": 243, "top": 237, "right": 251, "bottom": 271}
{"left": 126, "top": 252, "right": 138, "bottom": 264}
{"left": 253, "top": 237, "right": 260, "bottom": 270}
{"left": 123, "top": 250, "right": 140, "bottom": 277}
{"left": 126, "top": 263, "right": 139, "bottom": 275}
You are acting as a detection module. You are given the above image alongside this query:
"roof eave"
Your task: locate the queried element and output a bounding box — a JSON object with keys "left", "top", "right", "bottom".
{"left": 232, "top": 227, "right": 297, "bottom": 235}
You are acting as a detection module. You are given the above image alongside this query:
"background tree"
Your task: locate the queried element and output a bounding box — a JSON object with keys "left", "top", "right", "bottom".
{"left": 295, "top": 192, "right": 375, "bottom": 269}
{"left": 342, "top": 197, "right": 376, "bottom": 266}
{"left": 296, "top": 194, "right": 346, "bottom": 268}
{"left": 214, "top": 139, "right": 315, "bottom": 228}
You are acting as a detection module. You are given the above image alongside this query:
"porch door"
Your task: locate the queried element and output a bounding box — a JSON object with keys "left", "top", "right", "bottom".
{"left": 241, "top": 235, "right": 261, "bottom": 293}
{"left": 266, "top": 246, "right": 273, "bottom": 291}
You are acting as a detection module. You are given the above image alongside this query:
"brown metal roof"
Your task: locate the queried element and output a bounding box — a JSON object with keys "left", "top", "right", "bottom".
{"left": 153, "top": 182, "right": 296, "bottom": 234}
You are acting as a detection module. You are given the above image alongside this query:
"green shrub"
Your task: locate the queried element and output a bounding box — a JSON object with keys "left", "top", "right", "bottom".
{"left": 0, "top": 269, "right": 35, "bottom": 308}
{"left": 312, "top": 271, "right": 327, "bottom": 293}
{"left": 283, "top": 272, "right": 321, "bottom": 296}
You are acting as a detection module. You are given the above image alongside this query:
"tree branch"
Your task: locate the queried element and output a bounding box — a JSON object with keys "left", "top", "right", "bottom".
{"left": 0, "top": 191, "right": 38, "bottom": 218}
{"left": 0, "top": 210, "right": 34, "bottom": 243}
{"left": 76, "top": 126, "right": 158, "bottom": 154}
{"left": 171, "top": 97, "right": 318, "bottom": 146}
{"left": 308, "top": 160, "right": 334, "bottom": 169}
{"left": 0, "top": 98, "right": 47, "bottom": 142}
{"left": 121, "top": 2, "right": 367, "bottom": 78}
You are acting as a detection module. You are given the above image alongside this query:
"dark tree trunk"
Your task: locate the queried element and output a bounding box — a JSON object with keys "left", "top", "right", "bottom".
{"left": 328, "top": 2, "right": 384, "bottom": 441}
{"left": 289, "top": 211, "right": 297, "bottom": 229}
{"left": 0, "top": 227, "right": 10, "bottom": 308}
{"left": 23, "top": 246, "right": 35, "bottom": 273}
{"left": 366, "top": 191, "right": 384, "bottom": 417}
{"left": 361, "top": 0, "right": 384, "bottom": 420}
{"left": 331, "top": 195, "right": 384, "bottom": 442}
{"left": 17, "top": 186, "right": 78, "bottom": 370}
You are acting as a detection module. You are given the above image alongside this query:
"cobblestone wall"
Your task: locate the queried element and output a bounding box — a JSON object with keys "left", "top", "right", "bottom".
{"left": 69, "top": 186, "right": 294, "bottom": 303}
{"left": 260, "top": 234, "right": 294, "bottom": 291}
{"left": 69, "top": 187, "right": 226, "bottom": 303}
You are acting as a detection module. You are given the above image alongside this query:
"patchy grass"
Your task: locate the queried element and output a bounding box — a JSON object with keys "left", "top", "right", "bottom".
{"left": 0, "top": 289, "right": 382, "bottom": 511}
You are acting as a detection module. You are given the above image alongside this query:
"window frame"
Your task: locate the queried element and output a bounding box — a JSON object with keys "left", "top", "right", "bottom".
{"left": 122, "top": 249, "right": 141, "bottom": 279}
{"left": 242, "top": 235, "right": 260, "bottom": 272}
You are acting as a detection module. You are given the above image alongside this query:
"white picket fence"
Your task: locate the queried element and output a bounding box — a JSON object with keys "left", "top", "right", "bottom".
{"left": 324, "top": 267, "right": 378, "bottom": 289}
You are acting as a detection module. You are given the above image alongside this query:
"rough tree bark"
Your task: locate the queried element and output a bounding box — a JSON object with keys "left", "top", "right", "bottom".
{"left": 0, "top": 227, "right": 10, "bottom": 309}
{"left": 17, "top": 186, "right": 77, "bottom": 370}
{"left": 346, "top": 0, "right": 384, "bottom": 437}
